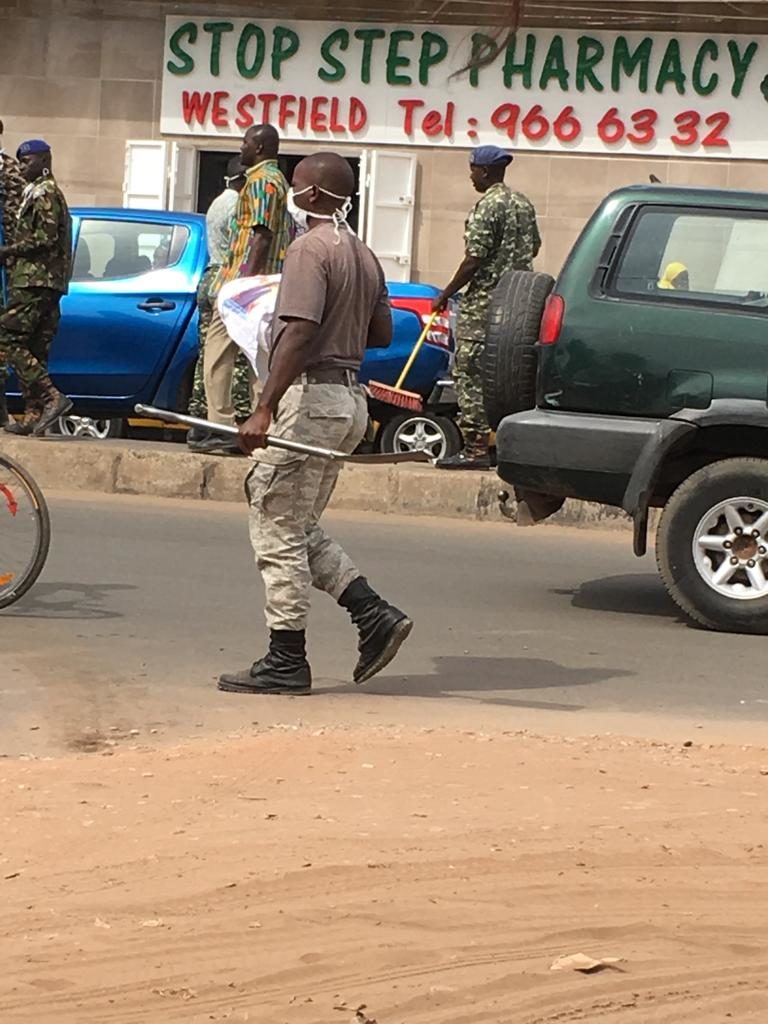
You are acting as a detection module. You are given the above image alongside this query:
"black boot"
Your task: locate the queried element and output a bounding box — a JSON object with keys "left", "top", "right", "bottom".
{"left": 32, "top": 390, "right": 73, "bottom": 437}
{"left": 0, "top": 389, "right": 7, "bottom": 428}
{"left": 4, "top": 406, "right": 39, "bottom": 436}
{"left": 218, "top": 630, "right": 312, "bottom": 695}
{"left": 435, "top": 450, "right": 491, "bottom": 470}
{"left": 436, "top": 434, "right": 491, "bottom": 471}
{"left": 339, "top": 577, "right": 413, "bottom": 685}
{"left": 188, "top": 430, "right": 242, "bottom": 456}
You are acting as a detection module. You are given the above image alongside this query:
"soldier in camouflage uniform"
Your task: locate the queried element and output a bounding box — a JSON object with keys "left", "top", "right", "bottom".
{"left": 433, "top": 145, "right": 541, "bottom": 470}
{"left": 0, "top": 139, "right": 72, "bottom": 436}
{"left": 0, "top": 120, "right": 27, "bottom": 427}
{"left": 187, "top": 158, "right": 255, "bottom": 451}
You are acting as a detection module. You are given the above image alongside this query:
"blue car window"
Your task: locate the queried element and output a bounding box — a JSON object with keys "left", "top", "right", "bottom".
{"left": 74, "top": 219, "right": 190, "bottom": 281}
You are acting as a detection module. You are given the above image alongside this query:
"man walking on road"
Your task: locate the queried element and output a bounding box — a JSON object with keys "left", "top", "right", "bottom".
{"left": 0, "top": 120, "right": 27, "bottom": 428}
{"left": 0, "top": 139, "right": 72, "bottom": 436}
{"left": 433, "top": 146, "right": 540, "bottom": 471}
{"left": 187, "top": 157, "right": 255, "bottom": 453}
{"left": 200, "top": 124, "right": 291, "bottom": 453}
{"left": 219, "top": 153, "right": 412, "bottom": 696}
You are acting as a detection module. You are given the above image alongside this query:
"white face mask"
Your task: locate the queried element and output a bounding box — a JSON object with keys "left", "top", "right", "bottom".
{"left": 286, "top": 188, "right": 310, "bottom": 233}
{"left": 288, "top": 184, "right": 353, "bottom": 242}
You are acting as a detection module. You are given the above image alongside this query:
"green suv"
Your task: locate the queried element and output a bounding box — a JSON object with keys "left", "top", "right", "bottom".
{"left": 487, "top": 184, "right": 768, "bottom": 635}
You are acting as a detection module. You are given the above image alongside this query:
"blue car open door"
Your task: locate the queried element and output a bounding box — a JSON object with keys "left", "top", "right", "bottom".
{"left": 51, "top": 214, "right": 200, "bottom": 412}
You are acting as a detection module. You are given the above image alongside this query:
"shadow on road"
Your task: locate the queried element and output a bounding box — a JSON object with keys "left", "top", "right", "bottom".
{"left": 323, "top": 655, "right": 633, "bottom": 710}
{"left": 2, "top": 581, "right": 135, "bottom": 620}
{"left": 553, "top": 574, "right": 680, "bottom": 620}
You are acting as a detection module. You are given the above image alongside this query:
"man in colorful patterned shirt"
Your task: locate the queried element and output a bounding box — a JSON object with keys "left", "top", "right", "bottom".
{"left": 0, "top": 120, "right": 27, "bottom": 428}
{"left": 433, "top": 146, "right": 540, "bottom": 470}
{"left": 0, "top": 139, "right": 72, "bottom": 436}
{"left": 187, "top": 157, "right": 254, "bottom": 453}
{"left": 199, "top": 124, "right": 291, "bottom": 451}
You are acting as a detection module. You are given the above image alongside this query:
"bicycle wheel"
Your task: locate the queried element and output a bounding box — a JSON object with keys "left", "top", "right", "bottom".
{"left": 0, "top": 453, "right": 51, "bottom": 610}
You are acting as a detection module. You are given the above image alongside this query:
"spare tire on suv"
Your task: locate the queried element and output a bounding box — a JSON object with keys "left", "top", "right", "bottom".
{"left": 482, "top": 270, "right": 555, "bottom": 430}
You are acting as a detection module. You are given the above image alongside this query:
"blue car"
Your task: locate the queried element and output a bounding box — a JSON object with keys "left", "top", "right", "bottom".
{"left": 6, "top": 208, "right": 460, "bottom": 457}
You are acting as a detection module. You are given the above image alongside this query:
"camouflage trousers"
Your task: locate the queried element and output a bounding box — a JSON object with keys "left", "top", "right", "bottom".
{"left": 453, "top": 337, "right": 489, "bottom": 442}
{"left": 246, "top": 382, "right": 368, "bottom": 631}
{"left": 0, "top": 287, "right": 61, "bottom": 408}
{"left": 188, "top": 266, "right": 254, "bottom": 420}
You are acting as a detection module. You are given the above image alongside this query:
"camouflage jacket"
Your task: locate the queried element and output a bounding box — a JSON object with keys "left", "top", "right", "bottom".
{"left": 457, "top": 183, "right": 541, "bottom": 342}
{"left": 0, "top": 150, "right": 25, "bottom": 246}
{"left": 7, "top": 175, "right": 72, "bottom": 293}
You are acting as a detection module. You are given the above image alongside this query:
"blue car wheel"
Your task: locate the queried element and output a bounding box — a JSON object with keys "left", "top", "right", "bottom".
{"left": 54, "top": 415, "right": 124, "bottom": 440}
{"left": 378, "top": 412, "right": 462, "bottom": 461}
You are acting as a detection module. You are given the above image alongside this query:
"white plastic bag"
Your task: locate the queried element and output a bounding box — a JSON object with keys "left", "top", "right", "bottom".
{"left": 217, "top": 275, "right": 281, "bottom": 383}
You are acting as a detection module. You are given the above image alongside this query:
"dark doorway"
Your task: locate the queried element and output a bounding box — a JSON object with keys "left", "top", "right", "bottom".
{"left": 196, "top": 150, "right": 361, "bottom": 233}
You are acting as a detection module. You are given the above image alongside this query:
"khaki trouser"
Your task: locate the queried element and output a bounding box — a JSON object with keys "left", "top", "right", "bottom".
{"left": 246, "top": 381, "right": 368, "bottom": 632}
{"left": 203, "top": 307, "right": 261, "bottom": 426}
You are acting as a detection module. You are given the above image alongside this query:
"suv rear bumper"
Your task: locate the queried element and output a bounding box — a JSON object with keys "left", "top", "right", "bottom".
{"left": 495, "top": 409, "right": 666, "bottom": 508}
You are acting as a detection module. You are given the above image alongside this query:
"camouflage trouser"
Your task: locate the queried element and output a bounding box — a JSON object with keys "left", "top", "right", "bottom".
{"left": 453, "top": 337, "right": 489, "bottom": 442}
{"left": 188, "top": 266, "right": 254, "bottom": 420}
{"left": 246, "top": 381, "right": 368, "bottom": 631}
{"left": 0, "top": 287, "right": 61, "bottom": 409}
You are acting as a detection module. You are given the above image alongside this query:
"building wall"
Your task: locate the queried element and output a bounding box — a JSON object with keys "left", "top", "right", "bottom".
{"left": 0, "top": 6, "right": 162, "bottom": 202}
{"left": 413, "top": 147, "right": 767, "bottom": 285}
{"left": 1, "top": 4, "right": 766, "bottom": 286}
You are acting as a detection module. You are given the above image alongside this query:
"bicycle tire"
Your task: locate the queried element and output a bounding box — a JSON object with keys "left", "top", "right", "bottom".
{"left": 0, "top": 453, "right": 51, "bottom": 610}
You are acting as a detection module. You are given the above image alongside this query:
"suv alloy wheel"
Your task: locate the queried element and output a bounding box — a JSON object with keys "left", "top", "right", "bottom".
{"left": 657, "top": 458, "right": 768, "bottom": 633}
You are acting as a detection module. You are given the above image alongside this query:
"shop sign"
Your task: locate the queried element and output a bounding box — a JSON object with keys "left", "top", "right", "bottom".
{"left": 162, "top": 16, "right": 768, "bottom": 158}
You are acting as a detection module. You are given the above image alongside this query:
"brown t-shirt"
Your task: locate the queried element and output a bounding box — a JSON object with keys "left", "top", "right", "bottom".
{"left": 270, "top": 224, "right": 391, "bottom": 370}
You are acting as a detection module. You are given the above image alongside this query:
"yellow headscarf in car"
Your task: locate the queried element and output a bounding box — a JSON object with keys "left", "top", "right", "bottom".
{"left": 658, "top": 261, "right": 688, "bottom": 289}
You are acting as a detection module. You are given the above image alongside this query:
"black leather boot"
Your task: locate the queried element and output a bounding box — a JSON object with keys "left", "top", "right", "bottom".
{"left": 32, "top": 391, "right": 73, "bottom": 437}
{"left": 436, "top": 433, "right": 491, "bottom": 471}
{"left": 339, "top": 577, "right": 413, "bottom": 684}
{"left": 4, "top": 407, "right": 38, "bottom": 435}
{"left": 218, "top": 630, "right": 312, "bottom": 694}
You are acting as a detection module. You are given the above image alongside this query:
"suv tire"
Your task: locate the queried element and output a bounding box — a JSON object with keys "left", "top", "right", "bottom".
{"left": 482, "top": 270, "right": 555, "bottom": 430}
{"left": 657, "top": 458, "right": 768, "bottom": 634}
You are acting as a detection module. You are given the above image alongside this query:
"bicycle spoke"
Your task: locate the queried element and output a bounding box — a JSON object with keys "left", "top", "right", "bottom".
{"left": 0, "top": 455, "right": 50, "bottom": 609}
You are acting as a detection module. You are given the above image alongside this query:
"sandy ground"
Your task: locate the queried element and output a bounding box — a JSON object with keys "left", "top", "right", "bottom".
{"left": 2, "top": 725, "right": 768, "bottom": 1024}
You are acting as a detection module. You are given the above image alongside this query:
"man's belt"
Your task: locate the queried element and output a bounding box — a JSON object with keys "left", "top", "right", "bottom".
{"left": 300, "top": 368, "right": 359, "bottom": 385}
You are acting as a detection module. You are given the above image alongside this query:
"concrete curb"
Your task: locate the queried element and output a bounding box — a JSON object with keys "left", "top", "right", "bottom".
{"left": 2, "top": 436, "right": 640, "bottom": 531}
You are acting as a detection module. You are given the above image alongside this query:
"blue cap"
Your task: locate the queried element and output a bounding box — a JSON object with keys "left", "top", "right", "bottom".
{"left": 470, "top": 145, "right": 513, "bottom": 167}
{"left": 17, "top": 139, "right": 51, "bottom": 159}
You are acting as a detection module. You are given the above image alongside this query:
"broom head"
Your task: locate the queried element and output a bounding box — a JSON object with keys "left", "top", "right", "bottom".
{"left": 366, "top": 380, "right": 423, "bottom": 412}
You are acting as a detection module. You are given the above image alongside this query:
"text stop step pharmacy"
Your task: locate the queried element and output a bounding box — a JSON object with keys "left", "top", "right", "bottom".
{"left": 121, "top": 16, "right": 768, "bottom": 282}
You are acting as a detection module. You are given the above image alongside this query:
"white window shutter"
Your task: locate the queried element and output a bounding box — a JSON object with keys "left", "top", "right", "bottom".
{"left": 123, "top": 141, "right": 169, "bottom": 209}
{"left": 364, "top": 150, "right": 416, "bottom": 283}
{"left": 169, "top": 143, "right": 198, "bottom": 212}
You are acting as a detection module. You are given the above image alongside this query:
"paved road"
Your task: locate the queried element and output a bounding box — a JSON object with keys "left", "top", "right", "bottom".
{"left": 2, "top": 493, "right": 766, "bottom": 755}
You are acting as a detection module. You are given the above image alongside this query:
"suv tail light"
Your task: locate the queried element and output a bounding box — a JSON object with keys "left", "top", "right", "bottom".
{"left": 421, "top": 311, "right": 452, "bottom": 350}
{"left": 539, "top": 294, "right": 565, "bottom": 345}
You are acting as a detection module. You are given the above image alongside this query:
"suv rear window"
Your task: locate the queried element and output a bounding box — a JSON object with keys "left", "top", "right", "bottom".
{"left": 611, "top": 207, "right": 768, "bottom": 310}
